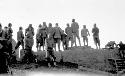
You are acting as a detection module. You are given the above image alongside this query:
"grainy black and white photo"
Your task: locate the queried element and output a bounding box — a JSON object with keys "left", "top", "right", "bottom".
{"left": 0, "top": 0, "right": 124, "bottom": 76}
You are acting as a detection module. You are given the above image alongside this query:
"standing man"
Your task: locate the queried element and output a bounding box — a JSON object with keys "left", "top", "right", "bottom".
{"left": 46, "top": 37, "right": 57, "bottom": 67}
{"left": 7, "top": 23, "right": 13, "bottom": 53}
{"left": 41, "top": 22, "right": 48, "bottom": 51}
{"left": 47, "top": 23, "right": 56, "bottom": 51}
{"left": 7, "top": 23, "right": 13, "bottom": 51}
{"left": 25, "top": 24, "right": 34, "bottom": 50}
{"left": 47, "top": 23, "right": 54, "bottom": 38}
{"left": 15, "top": 27, "right": 24, "bottom": 50}
{"left": 61, "top": 30, "right": 68, "bottom": 50}
{"left": 36, "top": 24, "right": 43, "bottom": 51}
{"left": 81, "top": 25, "right": 90, "bottom": 46}
{"left": 65, "top": 23, "right": 73, "bottom": 48}
{"left": 71, "top": 19, "right": 81, "bottom": 47}
{"left": 24, "top": 24, "right": 35, "bottom": 63}
{"left": 53, "top": 23, "right": 62, "bottom": 51}
{"left": 6, "top": 23, "right": 15, "bottom": 65}
{"left": 92, "top": 23, "right": 100, "bottom": 49}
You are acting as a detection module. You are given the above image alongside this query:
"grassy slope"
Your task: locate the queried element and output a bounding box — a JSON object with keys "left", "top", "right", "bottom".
{"left": 32, "top": 46, "right": 119, "bottom": 71}
{"left": 14, "top": 45, "right": 119, "bottom": 73}
{"left": 11, "top": 39, "right": 118, "bottom": 73}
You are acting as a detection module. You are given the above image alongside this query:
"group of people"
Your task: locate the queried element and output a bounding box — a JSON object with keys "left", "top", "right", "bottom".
{"left": 0, "top": 19, "right": 101, "bottom": 72}
{"left": 12, "top": 19, "right": 100, "bottom": 53}
{"left": 0, "top": 19, "right": 125, "bottom": 74}
{"left": 0, "top": 23, "right": 14, "bottom": 74}
{"left": 35, "top": 19, "right": 101, "bottom": 52}
{"left": 105, "top": 41, "right": 125, "bottom": 58}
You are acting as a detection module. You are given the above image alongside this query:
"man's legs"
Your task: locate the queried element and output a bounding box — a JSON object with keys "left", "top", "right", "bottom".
{"left": 76, "top": 32, "right": 81, "bottom": 46}
{"left": 93, "top": 37, "right": 98, "bottom": 49}
{"left": 15, "top": 41, "right": 21, "bottom": 50}
{"left": 42, "top": 37, "right": 46, "bottom": 51}
{"left": 46, "top": 50, "right": 51, "bottom": 67}
{"left": 53, "top": 38, "right": 57, "bottom": 51}
{"left": 36, "top": 40, "right": 39, "bottom": 51}
{"left": 83, "top": 37, "right": 85, "bottom": 46}
{"left": 65, "top": 39, "right": 68, "bottom": 50}
{"left": 70, "top": 36, "right": 74, "bottom": 47}
{"left": 50, "top": 50, "right": 56, "bottom": 62}
{"left": 97, "top": 38, "right": 100, "bottom": 49}
{"left": 21, "top": 40, "right": 24, "bottom": 49}
{"left": 71, "top": 36, "right": 74, "bottom": 47}
{"left": 74, "top": 35, "right": 77, "bottom": 46}
{"left": 66, "top": 37, "right": 69, "bottom": 48}
{"left": 95, "top": 37, "right": 100, "bottom": 49}
{"left": 47, "top": 47, "right": 56, "bottom": 67}
{"left": 39, "top": 44, "right": 42, "bottom": 51}
{"left": 72, "top": 33, "right": 76, "bottom": 47}
{"left": 50, "top": 50, "right": 57, "bottom": 66}
{"left": 57, "top": 38, "right": 61, "bottom": 51}
{"left": 62, "top": 41, "right": 65, "bottom": 50}
{"left": 85, "top": 36, "right": 88, "bottom": 46}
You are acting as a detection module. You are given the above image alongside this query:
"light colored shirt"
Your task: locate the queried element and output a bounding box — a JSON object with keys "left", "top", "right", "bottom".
{"left": 81, "top": 28, "right": 89, "bottom": 37}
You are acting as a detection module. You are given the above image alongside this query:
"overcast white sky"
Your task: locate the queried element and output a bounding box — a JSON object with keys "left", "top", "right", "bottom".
{"left": 0, "top": 0, "right": 124, "bottom": 50}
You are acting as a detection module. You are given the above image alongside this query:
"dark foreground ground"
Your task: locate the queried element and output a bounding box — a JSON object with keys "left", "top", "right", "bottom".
{"left": 0, "top": 61, "right": 115, "bottom": 76}
{"left": 1, "top": 46, "right": 124, "bottom": 76}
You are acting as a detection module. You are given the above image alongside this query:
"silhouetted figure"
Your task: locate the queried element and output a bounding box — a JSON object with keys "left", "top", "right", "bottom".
{"left": 61, "top": 30, "right": 68, "bottom": 50}
{"left": 81, "top": 25, "right": 90, "bottom": 46}
{"left": 43, "top": 22, "right": 48, "bottom": 33}
{"left": 24, "top": 24, "right": 35, "bottom": 63}
{"left": 117, "top": 41, "right": 125, "bottom": 58}
{"left": 25, "top": 24, "right": 34, "bottom": 50}
{"left": 71, "top": 19, "right": 81, "bottom": 47}
{"left": 15, "top": 27, "right": 24, "bottom": 50}
{"left": 47, "top": 23, "right": 54, "bottom": 38}
{"left": 0, "top": 25, "right": 9, "bottom": 74}
{"left": 7, "top": 23, "right": 15, "bottom": 65}
{"left": 47, "top": 23, "right": 56, "bottom": 50}
{"left": 0, "top": 38, "right": 10, "bottom": 74}
{"left": 46, "top": 37, "right": 56, "bottom": 67}
{"left": 65, "top": 23, "right": 73, "bottom": 48}
{"left": 105, "top": 41, "right": 116, "bottom": 49}
{"left": 36, "top": 24, "right": 43, "bottom": 51}
{"left": 92, "top": 24, "right": 100, "bottom": 49}
{"left": 41, "top": 22, "right": 48, "bottom": 51}
{"left": 53, "top": 23, "right": 62, "bottom": 51}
